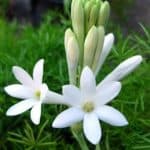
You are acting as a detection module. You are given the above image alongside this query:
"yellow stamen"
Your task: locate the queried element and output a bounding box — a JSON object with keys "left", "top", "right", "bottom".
{"left": 82, "top": 101, "right": 94, "bottom": 113}
{"left": 35, "top": 90, "right": 41, "bottom": 99}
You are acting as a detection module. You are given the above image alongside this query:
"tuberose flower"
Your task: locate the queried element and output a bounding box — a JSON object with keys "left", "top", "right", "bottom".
{"left": 52, "top": 67, "right": 129, "bottom": 144}
{"left": 5, "top": 59, "right": 48, "bottom": 125}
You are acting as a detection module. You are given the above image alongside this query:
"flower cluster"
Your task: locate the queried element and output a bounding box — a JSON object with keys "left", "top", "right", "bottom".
{"left": 5, "top": 0, "right": 143, "bottom": 146}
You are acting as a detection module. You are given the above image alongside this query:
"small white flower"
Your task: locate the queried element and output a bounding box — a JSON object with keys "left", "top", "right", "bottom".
{"left": 52, "top": 67, "right": 128, "bottom": 144}
{"left": 5, "top": 59, "right": 48, "bottom": 125}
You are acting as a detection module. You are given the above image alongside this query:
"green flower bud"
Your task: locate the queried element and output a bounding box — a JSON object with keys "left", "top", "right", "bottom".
{"left": 71, "top": 0, "right": 84, "bottom": 43}
{"left": 98, "top": 1, "right": 110, "bottom": 26}
{"left": 84, "top": 0, "right": 94, "bottom": 33}
{"left": 88, "top": 4, "right": 99, "bottom": 30}
{"left": 84, "top": 26, "right": 98, "bottom": 67}
{"left": 92, "top": 26, "right": 105, "bottom": 72}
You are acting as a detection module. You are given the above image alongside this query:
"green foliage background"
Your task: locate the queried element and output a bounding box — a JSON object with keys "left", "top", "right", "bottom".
{"left": 0, "top": 0, "right": 9, "bottom": 17}
{"left": 109, "top": 0, "right": 135, "bottom": 19}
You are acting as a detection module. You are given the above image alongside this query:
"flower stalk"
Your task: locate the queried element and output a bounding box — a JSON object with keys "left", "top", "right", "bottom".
{"left": 72, "top": 130, "right": 89, "bottom": 150}
{"left": 65, "top": 0, "right": 111, "bottom": 85}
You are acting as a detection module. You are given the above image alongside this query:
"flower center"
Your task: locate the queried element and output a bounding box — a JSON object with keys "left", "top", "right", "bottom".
{"left": 35, "top": 90, "right": 41, "bottom": 100}
{"left": 82, "top": 101, "right": 95, "bottom": 113}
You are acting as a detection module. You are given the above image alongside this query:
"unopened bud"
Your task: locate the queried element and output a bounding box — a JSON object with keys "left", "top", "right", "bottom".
{"left": 92, "top": 26, "right": 105, "bottom": 72}
{"left": 88, "top": 4, "right": 99, "bottom": 30}
{"left": 95, "top": 33, "right": 114, "bottom": 76}
{"left": 71, "top": 0, "right": 84, "bottom": 42}
{"left": 66, "top": 36, "right": 79, "bottom": 84}
{"left": 64, "top": 28, "right": 75, "bottom": 51}
{"left": 84, "top": 0, "right": 94, "bottom": 32}
{"left": 98, "top": 1, "right": 110, "bottom": 26}
{"left": 84, "top": 26, "right": 98, "bottom": 67}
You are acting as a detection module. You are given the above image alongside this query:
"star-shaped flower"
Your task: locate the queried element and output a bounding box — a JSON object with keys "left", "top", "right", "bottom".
{"left": 5, "top": 59, "right": 48, "bottom": 125}
{"left": 52, "top": 67, "right": 129, "bottom": 144}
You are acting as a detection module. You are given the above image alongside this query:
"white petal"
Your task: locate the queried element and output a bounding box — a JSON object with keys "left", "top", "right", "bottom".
{"left": 4, "top": 84, "right": 34, "bottom": 99}
{"left": 52, "top": 107, "right": 84, "bottom": 128}
{"left": 40, "top": 84, "right": 48, "bottom": 101}
{"left": 13, "top": 66, "right": 33, "bottom": 86}
{"left": 95, "top": 81, "right": 121, "bottom": 105}
{"left": 33, "top": 59, "right": 44, "bottom": 85}
{"left": 43, "top": 90, "right": 68, "bottom": 105}
{"left": 95, "top": 33, "right": 114, "bottom": 75}
{"left": 99, "top": 55, "right": 143, "bottom": 85}
{"left": 6, "top": 99, "right": 36, "bottom": 116}
{"left": 62, "top": 85, "right": 81, "bottom": 106}
{"left": 30, "top": 102, "right": 41, "bottom": 125}
{"left": 80, "top": 67, "right": 96, "bottom": 96}
{"left": 83, "top": 113, "right": 101, "bottom": 145}
{"left": 96, "top": 105, "right": 128, "bottom": 126}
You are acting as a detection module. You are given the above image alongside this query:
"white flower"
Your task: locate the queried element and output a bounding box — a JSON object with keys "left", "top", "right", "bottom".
{"left": 52, "top": 67, "right": 128, "bottom": 144}
{"left": 5, "top": 59, "right": 48, "bottom": 125}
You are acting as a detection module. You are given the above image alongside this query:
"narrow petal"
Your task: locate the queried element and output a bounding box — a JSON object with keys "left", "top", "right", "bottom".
{"left": 95, "top": 81, "right": 121, "bottom": 105}
{"left": 13, "top": 66, "right": 33, "bottom": 86}
{"left": 52, "top": 107, "right": 84, "bottom": 128}
{"left": 40, "top": 84, "right": 48, "bottom": 101}
{"left": 30, "top": 102, "right": 41, "bottom": 125}
{"left": 33, "top": 59, "right": 44, "bottom": 85}
{"left": 95, "top": 33, "right": 114, "bottom": 75}
{"left": 6, "top": 99, "right": 36, "bottom": 116}
{"left": 96, "top": 105, "right": 128, "bottom": 126}
{"left": 5, "top": 84, "right": 34, "bottom": 99}
{"left": 83, "top": 113, "right": 101, "bottom": 145}
{"left": 43, "top": 90, "right": 69, "bottom": 105}
{"left": 80, "top": 67, "right": 96, "bottom": 96}
{"left": 99, "top": 55, "right": 143, "bottom": 85}
{"left": 62, "top": 85, "right": 81, "bottom": 106}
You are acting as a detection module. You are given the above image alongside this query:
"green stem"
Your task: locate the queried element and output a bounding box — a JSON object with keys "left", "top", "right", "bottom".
{"left": 105, "top": 130, "right": 110, "bottom": 150}
{"left": 95, "top": 144, "right": 101, "bottom": 150}
{"left": 71, "top": 129, "right": 89, "bottom": 150}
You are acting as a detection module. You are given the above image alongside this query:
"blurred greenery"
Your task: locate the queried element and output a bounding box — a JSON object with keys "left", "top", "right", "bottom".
{"left": 0, "top": 0, "right": 135, "bottom": 19}
{"left": 0, "top": 0, "right": 9, "bottom": 17}
{"left": 109, "top": 0, "right": 135, "bottom": 21}
{"left": 0, "top": 9, "right": 150, "bottom": 150}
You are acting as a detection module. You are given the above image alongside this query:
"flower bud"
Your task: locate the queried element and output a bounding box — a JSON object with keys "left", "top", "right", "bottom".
{"left": 88, "top": 4, "right": 99, "bottom": 30}
{"left": 71, "top": 0, "right": 84, "bottom": 43}
{"left": 84, "top": 26, "right": 98, "bottom": 67}
{"left": 64, "top": 28, "right": 75, "bottom": 52}
{"left": 84, "top": 0, "right": 94, "bottom": 33}
{"left": 92, "top": 26, "right": 105, "bottom": 72}
{"left": 95, "top": 33, "right": 114, "bottom": 76}
{"left": 98, "top": 1, "right": 110, "bottom": 26}
{"left": 66, "top": 36, "right": 79, "bottom": 84}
